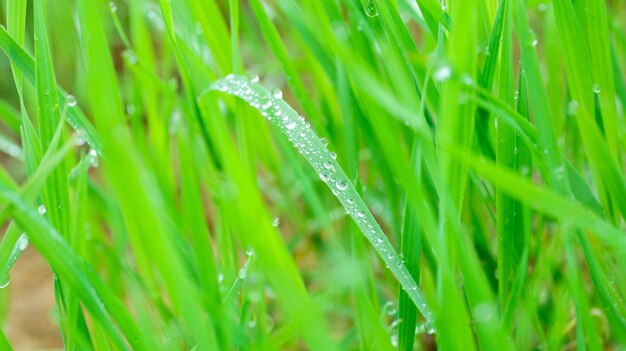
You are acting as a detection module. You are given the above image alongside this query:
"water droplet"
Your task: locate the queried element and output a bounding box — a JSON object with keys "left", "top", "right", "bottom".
{"left": 433, "top": 65, "right": 452, "bottom": 82}
{"left": 321, "top": 137, "right": 328, "bottom": 146}
{"left": 529, "top": 29, "right": 538, "bottom": 47}
{"left": 66, "top": 95, "right": 77, "bottom": 107}
{"left": 554, "top": 166, "right": 565, "bottom": 180}
{"left": 248, "top": 74, "right": 259, "bottom": 83}
{"left": 286, "top": 121, "right": 296, "bottom": 130}
{"left": 364, "top": 0, "right": 379, "bottom": 17}
{"left": 88, "top": 148, "right": 99, "bottom": 167}
{"left": 0, "top": 279, "right": 9, "bottom": 289}
{"left": 109, "top": 1, "right": 117, "bottom": 12}
{"left": 6, "top": 145, "right": 20, "bottom": 158}
{"left": 336, "top": 180, "right": 348, "bottom": 191}
{"left": 17, "top": 235, "right": 28, "bottom": 251}
{"left": 249, "top": 290, "right": 261, "bottom": 302}
{"left": 124, "top": 50, "right": 138, "bottom": 65}
{"left": 238, "top": 268, "right": 247, "bottom": 279}
{"left": 593, "top": 84, "right": 601, "bottom": 94}
{"left": 272, "top": 217, "right": 280, "bottom": 227}
{"left": 461, "top": 74, "right": 474, "bottom": 86}
{"left": 38, "top": 205, "right": 46, "bottom": 215}
{"left": 390, "top": 334, "right": 398, "bottom": 347}
{"left": 272, "top": 88, "right": 283, "bottom": 99}
{"left": 567, "top": 100, "right": 579, "bottom": 116}
{"left": 320, "top": 172, "right": 330, "bottom": 182}
{"left": 473, "top": 302, "right": 494, "bottom": 323}
{"left": 384, "top": 301, "right": 398, "bottom": 315}
{"left": 261, "top": 100, "right": 273, "bottom": 110}
{"left": 329, "top": 152, "right": 337, "bottom": 160}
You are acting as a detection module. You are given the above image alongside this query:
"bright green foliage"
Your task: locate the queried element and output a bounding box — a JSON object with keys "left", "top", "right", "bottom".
{"left": 0, "top": 0, "right": 625, "bottom": 350}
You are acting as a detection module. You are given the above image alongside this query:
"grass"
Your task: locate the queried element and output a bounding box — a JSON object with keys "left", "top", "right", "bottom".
{"left": 0, "top": 0, "right": 625, "bottom": 349}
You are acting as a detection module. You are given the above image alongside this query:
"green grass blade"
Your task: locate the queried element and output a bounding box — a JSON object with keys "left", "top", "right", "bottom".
{"left": 208, "top": 75, "right": 434, "bottom": 326}
{"left": 0, "top": 25, "right": 103, "bottom": 155}
{"left": 397, "top": 139, "right": 422, "bottom": 351}
{"left": 495, "top": 0, "right": 525, "bottom": 311}
{"left": 34, "top": 0, "right": 71, "bottom": 238}
{"left": 6, "top": 0, "right": 27, "bottom": 93}
{"left": 0, "top": 100, "right": 20, "bottom": 133}
{"left": 0, "top": 184, "right": 138, "bottom": 350}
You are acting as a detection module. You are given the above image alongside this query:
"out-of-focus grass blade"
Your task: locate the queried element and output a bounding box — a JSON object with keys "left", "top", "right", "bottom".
{"left": 6, "top": 0, "right": 27, "bottom": 93}
{"left": 548, "top": 0, "right": 626, "bottom": 339}
{"left": 34, "top": 0, "right": 71, "bottom": 239}
{"left": 0, "top": 118, "right": 69, "bottom": 287}
{"left": 34, "top": 2, "right": 78, "bottom": 344}
{"left": 0, "top": 25, "right": 103, "bottom": 155}
{"left": 552, "top": 0, "right": 626, "bottom": 221}
{"left": 578, "top": 0, "right": 621, "bottom": 163}
{"left": 397, "top": 139, "right": 422, "bottom": 351}
{"left": 0, "top": 184, "right": 140, "bottom": 350}
{"left": 79, "top": 1, "right": 221, "bottom": 348}
{"left": 0, "top": 134, "right": 21, "bottom": 160}
{"left": 0, "top": 328, "right": 12, "bottom": 351}
{"left": 514, "top": 0, "right": 567, "bottom": 192}
{"left": 0, "top": 100, "right": 20, "bottom": 133}
{"left": 502, "top": 68, "right": 532, "bottom": 328}
{"left": 207, "top": 75, "right": 434, "bottom": 326}
{"left": 495, "top": 0, "right": 526, "bottom": 313}
{"left": 397, "top": 74, "right": 430, "bottom": 351}
{"left": 248, "top": 0, "right": 321, "bottom": 120}
{"left": 460, "top": 152, "right": 626, "bottom": 251}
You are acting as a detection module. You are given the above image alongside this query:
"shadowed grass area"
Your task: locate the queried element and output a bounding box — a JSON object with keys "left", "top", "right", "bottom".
{"left": 0, "top": 0, "right": 625, "bottom": 349}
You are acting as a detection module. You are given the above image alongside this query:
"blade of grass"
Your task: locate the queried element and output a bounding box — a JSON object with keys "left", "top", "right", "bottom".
{"left": 6, "top": 0, "right": 27, "bottom": 93}
{"left": 0, "top": 184, "right": 138, "bottom": 350}
{"left": 208, "top": 75, "right": 434, "bottom": 325}
{"left": 0, "top": 25, "right": 103, "bottom": 155}
{"left": 495, "top": 0, "right": 526, "bottom": 312}
{"left": 0, "top": 100, "right": 20, "bottom": 134}
{"left": 78, "top": 0, "right": 219, "bottom": 348}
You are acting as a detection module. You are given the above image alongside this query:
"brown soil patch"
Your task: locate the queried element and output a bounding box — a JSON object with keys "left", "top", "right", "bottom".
{"left": 4, "top": 246, "right": 63, "bottom": 350}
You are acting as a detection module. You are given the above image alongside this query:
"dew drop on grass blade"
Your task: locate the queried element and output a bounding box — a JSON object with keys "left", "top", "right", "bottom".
{"left": 206, "top": 75, "right": 434, "bottom": 326}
